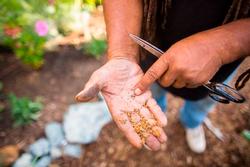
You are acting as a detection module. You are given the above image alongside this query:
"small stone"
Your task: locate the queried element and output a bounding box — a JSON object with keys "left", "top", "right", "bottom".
{"left": 0, "top": 145, "right": 19, "bottom": 166}
{"left": 29, "top": 138, "right": 50, "bottom": 157}
{"left": 13, "top": 153, "right": 33, "bottom": 167}
{"left": 45, "top": 122, "right": 65, "bottom": 147}
{"left": 34, "top": 156, "right": 51, "bottom": 167}
{"left": 50, "top": 147, "right": 62, "bottom": 159}
{"left": 63, "top": 144, "right": 82, "bottom": 158}
{"left": 63, "top": 102, "right": 111, "bottom": 144}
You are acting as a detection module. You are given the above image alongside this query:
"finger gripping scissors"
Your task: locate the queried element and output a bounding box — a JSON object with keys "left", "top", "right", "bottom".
{"left": 129, "top": 33, "right": 245, "bottom": 104}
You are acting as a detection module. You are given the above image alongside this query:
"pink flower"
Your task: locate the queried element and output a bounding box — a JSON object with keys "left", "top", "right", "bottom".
{"left": 48, "top": 0, "right": 55, "bottom": 5}
{"left": 35, "top": 20, "right": 48, "bottom": 36}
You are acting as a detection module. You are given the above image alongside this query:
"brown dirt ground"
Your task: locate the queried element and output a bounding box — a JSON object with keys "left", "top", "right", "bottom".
{"left": 0, "top": 48, "right": 249, "bottom": 167}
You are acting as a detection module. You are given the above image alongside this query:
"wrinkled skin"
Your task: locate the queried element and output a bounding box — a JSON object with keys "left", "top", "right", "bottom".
{"left": 76, "top": 58, "right": 167, "bottom": 151}
{"left": 135, "top": 19, "right": 250, "bottom": 93}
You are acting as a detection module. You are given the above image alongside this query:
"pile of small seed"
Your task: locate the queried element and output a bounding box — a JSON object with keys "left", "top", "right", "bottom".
{"left": 125, "top": 109, "right": 161, "bottom": 144}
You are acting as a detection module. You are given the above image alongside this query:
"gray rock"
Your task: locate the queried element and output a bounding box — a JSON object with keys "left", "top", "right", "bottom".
{"left": 34, "top": 156, "right": 51, "bottom": 167}
{"left": 50, "top": 147, "right": 62, "bottom": 159}
{"left": 45, "top": 122, "right": 65, "bottom": 147}
{"left": 29, "top": 138, "right": 50, "bottom": 157}
{"left": 63, "top": 144, "right": 82, "bottom": 158}
{"left": 63, "top": 101, "right": 111, "bottom": 144}
{"left": 13, "top": 153, "right": 33, "bottom": 167}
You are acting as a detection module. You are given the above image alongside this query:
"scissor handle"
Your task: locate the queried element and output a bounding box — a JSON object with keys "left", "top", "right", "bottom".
{"left": 204, "top": 82, "right": 245, "bottom": 103}
{"left": 208, "top": 93, "right": 230, "bottom": 104}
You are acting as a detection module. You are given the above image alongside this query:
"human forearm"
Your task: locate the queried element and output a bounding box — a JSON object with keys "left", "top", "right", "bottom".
{"left": 220, "top": 18, "right": 250, "bottom": 63}
{"left": 190, "top": 18, "right": 250, "bottom": 65}
{"left": 103, "top": 0, "right": 143, "bottom": 62}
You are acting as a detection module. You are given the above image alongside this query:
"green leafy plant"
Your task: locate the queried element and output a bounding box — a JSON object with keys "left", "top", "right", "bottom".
{"left": 0, "top": 0, "right": 49, "bottom": 69}
{"left": 14, "top": 28, "right": 46, "bottom": 69}
{"left": 0, "top": 0, "right": 104, "bottom": 68}
{"left": 84, "top": 38, "right": 107, "bottom": 58}
{"left": 8, "top": 93, "right": 43, "bottom": 127}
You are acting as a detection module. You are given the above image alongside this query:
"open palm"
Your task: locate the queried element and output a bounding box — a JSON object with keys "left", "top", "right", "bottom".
{"left": 76, "top": 58, "right": 167, "bottom": 151}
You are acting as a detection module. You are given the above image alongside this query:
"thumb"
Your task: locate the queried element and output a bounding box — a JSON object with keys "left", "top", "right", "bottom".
{"left": 75, "top": 72, "right": 104, "bottom": 102}
{"left": 134, "top": 57, "right": 169, "bottom": 95}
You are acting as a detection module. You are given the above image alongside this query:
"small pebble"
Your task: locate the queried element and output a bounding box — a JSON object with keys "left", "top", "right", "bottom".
{"left": 50, "top": 147, "right": 62, "bottom": 159}
{"left": 0, "top": 145, "right": 19, "bottom": 166}
{"left": 63, "top": 144, "right": 82, "bottom": 158}
{"left": 35, "top": 155, "right": 51, "bottom": 167}
{"left": 13, "top": 153, "right": 33, "bottom": 167}
{"left": 63, "top": 102, "right": 111, "bottom": 144}
{"left": 29, "top": 138, "right": 50, "bottom": 157}
{"left": 45, "top": 122, "right": 65, "bottom": 147}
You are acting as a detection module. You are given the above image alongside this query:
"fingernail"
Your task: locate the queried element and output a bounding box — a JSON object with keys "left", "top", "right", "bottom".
{"left": 143, "top": 144, "right": 152, "bottom": 151}
{"left": 75, "top": 95, "right": 81, "bottom": 101}
{"left": 75, "top": 92, "right": 83, "bottom": 101}
{"left": 134, "top": 88, "right": 142, "bottom": 95}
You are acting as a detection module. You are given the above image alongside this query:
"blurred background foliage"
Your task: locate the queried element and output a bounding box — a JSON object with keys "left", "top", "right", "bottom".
{"left": 0, "top": 0, "right": 105, "bottom": 69}
{"left": 0, "top": 0, "right": 105, "bottom": 128}
{"left": 0, "top": 82, "right": 43, "bottom": 127}
{"left": 8, "top": 93, "right": 43, "bottom": 127}
{"left": 84, "top": 37, "right": 106, "bottom": 58}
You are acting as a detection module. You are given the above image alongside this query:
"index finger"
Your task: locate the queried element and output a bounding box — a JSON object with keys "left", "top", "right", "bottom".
{"left": 135, "top": 56, "right": 169, "bottom": 95}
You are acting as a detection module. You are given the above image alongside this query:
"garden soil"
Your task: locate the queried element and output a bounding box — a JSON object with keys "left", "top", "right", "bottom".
{"left": 0, "top": 48, "right": 249, "bottom": 167}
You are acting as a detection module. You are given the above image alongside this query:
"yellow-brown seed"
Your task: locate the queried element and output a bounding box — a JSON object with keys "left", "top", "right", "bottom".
{"left": 125, "top": 108, "right": 162, "bottom": 144}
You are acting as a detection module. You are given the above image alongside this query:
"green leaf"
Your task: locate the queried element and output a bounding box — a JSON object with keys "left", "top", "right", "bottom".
{"left": 8, "top": 93, "right": 43, "bottom": 127}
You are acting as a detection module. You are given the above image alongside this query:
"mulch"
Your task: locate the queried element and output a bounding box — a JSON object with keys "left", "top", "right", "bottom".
{"left": 0, "top": 47, "right": 249, "bottom": 167}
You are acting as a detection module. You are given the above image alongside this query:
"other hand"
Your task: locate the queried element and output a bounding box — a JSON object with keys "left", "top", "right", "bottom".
{"left": 76, "top": 58, "right": 167, "bottom": 151}
{"left": 134, "top": 30, "right": 226, "bottom": 95}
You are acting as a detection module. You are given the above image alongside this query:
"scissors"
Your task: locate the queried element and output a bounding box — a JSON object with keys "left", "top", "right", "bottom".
{"left": 129, "top": 33, "right": 245, "bottom": 104}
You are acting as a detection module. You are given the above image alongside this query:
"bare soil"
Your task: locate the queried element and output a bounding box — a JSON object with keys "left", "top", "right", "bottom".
{"left": 0, "top": 48, "right": 250, "bottom": 167}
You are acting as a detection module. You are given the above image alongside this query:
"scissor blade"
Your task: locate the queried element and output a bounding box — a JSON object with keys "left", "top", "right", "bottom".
{"left": 129, "top": 33, "right": 164, "bottom": 58}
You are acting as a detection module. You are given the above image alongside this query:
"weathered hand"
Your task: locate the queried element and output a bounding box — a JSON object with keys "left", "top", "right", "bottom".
{"left": 134, "top": 19, "right": 250, "bottom": 95}
{"left": 134, "top": 29, "right": 228, "bottom": 94}
{"left": 76, "top": 58, "right": 167, "bottom": 151}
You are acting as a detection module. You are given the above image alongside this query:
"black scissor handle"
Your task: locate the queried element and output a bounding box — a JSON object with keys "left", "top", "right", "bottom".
{"left": 204, "top": 82, "right": 245, "bottom": 103}
{"left": 208, "top": 92, "right": 230, "bottom": 104}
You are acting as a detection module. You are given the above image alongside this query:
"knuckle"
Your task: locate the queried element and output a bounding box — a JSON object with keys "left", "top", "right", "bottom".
{"left": 146, "top": 69, "right": 159, "bottom": 81}
{"left": 172, "top": 62, "right": 184, "bottom": 73}
{"left": 174, "top": 66, "right": 183, "bottom": 74}
{"left": 184, "top": 74, "right": 195, "bottom": 83}
{"left": 159, "top": 79, "right": 170, "bottom": 87}
{"left": 162, "top": 54, "right": 170, "bottom": 64}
